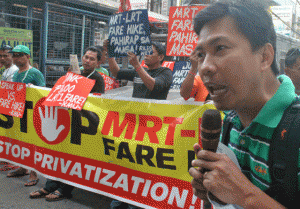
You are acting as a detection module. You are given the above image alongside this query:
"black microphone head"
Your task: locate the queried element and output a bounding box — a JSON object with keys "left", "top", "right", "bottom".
{"left": 201, "top": 109, "right": 222, "bottom": 130}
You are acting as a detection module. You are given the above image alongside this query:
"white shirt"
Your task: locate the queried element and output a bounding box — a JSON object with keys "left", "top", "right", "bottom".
{"left": 1, "top": 64, "right": 19, "bottom": 81}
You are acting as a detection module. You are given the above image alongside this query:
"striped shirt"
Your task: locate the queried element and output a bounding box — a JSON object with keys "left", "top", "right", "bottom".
{"left": 224, "top": 75, "right": 299, "bottom": 191}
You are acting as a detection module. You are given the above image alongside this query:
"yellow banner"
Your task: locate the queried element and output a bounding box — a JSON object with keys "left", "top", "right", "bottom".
{"left": 0, "top": 86, "right": 222, "bottom": 208}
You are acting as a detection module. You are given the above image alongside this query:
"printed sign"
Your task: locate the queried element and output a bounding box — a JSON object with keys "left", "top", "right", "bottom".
{"left": 108, "top": 9, "right": 152, "bottom": 58}
{"left": 0, "top": 27, "right": 33, "bottom": 79}
{"left": 141, "top": 60, "right": 175, "bottom": 71}
{"left": 166, "top": 6, "right": 205, "bottom": 57}
{"left": 0, "top": 81, "right": 26, "bottom": 118}
{"left": 0, "top": 86, "right": 223, "bottom": 209}
{"left": 43, "top": 72, "right": 95, "bottom": 110}
{"left": 99, "top": 72, "right": 120, "bottom": 91}
{"left": 171, "top": 61, "right": 191, "bottom": 89}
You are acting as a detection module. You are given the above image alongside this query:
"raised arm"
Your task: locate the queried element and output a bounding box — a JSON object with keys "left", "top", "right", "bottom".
{"left": 180, "top": 49, "right": 199, "bottom": 99}
{"left": 127, "top": 51, "right": 156, "bottom": 91}
{"left": 103, "top": 39, "right": 120, "bottom": 78}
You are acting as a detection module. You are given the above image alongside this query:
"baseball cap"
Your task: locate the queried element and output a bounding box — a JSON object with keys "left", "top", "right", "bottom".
{"left": 12, "top": 45, "right": 30, "bottom": 55}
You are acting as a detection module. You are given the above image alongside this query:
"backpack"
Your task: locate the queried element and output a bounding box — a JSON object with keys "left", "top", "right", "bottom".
{"left": 221, "top": 99, "right": 300, "bottom": 208}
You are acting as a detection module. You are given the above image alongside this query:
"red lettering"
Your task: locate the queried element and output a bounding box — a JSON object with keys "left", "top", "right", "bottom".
{"left": 163, "top": 117, "right": 184, "bottom": 145}
{"left": 101, "top": 111, "right": 136, "bottom": 139}
{"left": 135, "top": 115, "right": 162, "bottom": 143}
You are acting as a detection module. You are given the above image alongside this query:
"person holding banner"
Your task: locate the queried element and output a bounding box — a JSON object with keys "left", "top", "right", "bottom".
{"left": 189, "top": 1, "right": 299, "bottom": 209}
{"left": 29, "top": 46, "right": 105, "bottom": 202}
{"left": 0, "top": 45, "right": 19, "bottom": 82}
{"left": 11, "top": 45, "right": 45, "bottom": 86}
{"left": 80, "top": 45, "right": 110, "bottom": 77}
{"left": 6, "top": 45, "right": 45, "bottom": 186}
{"left": 180, "top": 51, "right": 209, "bottom": 102}
{"left": 106, "top": 41, "right": 173, "bottom": 100}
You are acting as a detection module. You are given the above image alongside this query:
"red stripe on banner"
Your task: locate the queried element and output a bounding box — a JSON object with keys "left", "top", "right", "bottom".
{"left": 0, "top": 136, "right": 204, "bottom": 209}
{"left": 181, "top": 130, "right": 195, "bottom": 138}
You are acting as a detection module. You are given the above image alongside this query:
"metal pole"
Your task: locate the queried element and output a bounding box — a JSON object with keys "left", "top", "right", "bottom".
{"left": 81, "top": 15, "right": 86, "bottom": 59}
{"left": 41, "top": 2, "right": 49, "bottom": 81}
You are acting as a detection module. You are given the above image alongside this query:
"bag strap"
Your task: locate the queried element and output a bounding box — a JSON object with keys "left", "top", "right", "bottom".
{"left": 221, "top": 111, "right": 236, "bottom": 146}
{"left": 266, "top": 99, "right": 300, "bottom": 207}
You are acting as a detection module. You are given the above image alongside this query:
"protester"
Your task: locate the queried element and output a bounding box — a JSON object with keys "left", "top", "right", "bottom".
{"left": 284, "top": 48, "right": 300, "bottom": 95}
{"left": 105, "top": 41, "right": 172, "bottom": 208}
{"left": 105, "top": 40, "right": 173, "bottom": 100}
{"left": 180, "top": 51, "right": 209, "bottom": 102}
{"left": 5, "top": 45, "right": 45, "bottom": 186}
{"left": 80, "top": 45, "right": 110, "bottom": 77}
{"left": 11, "top": 45, "right": 45, "bottom": 86}
{"left": 0, "top": 45, "right": 20, "bottom": 169}
{"left": 0, "top": 45, "right": 19, "bottom": 81}
{"left": 189, "top": 1, "right": 299, "bottom": 208}
{"left": 29, "top": 46, "right": 105, "bottom": 201}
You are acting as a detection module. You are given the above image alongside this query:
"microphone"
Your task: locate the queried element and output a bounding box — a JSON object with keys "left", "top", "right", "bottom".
{"left": 201, "top": 109, "right": 222, "bottom": 152}
{"left": 199, "top": 109, "right": 225, "bottom": 205}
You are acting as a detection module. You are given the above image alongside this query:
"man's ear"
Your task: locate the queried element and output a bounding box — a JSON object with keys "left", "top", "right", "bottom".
{"left": 159, "top": 54, "right": 164, "bottom": 63}
{"left": 260, "top": 43, "right": 274, "bottom": 72}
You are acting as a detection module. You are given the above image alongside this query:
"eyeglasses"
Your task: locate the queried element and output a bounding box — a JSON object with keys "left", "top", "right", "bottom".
{"left": 12, "top": 53, "right": 26, "bottom": 58}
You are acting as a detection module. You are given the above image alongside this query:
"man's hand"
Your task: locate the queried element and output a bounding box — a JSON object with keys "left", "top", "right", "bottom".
{"left": 189, "top": 144, "right": 210, "bottom": 202}
{"left": 192, "top": 148, "right": 258, "bottom": 207}
{"left": 127, "top": 52, "right": 140, "bottom": 68}
{"left": 39, "top": 106, "right": 65, "bottom": 142}
{"left": 189, "top": 48, "right": 200, "bottom": 74}
{"left": 103, "top": 39, "right": 109, "bottom": 53}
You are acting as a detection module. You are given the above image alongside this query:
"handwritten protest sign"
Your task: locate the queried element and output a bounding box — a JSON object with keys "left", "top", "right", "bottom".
{"left": 166, "top": 6, "right": 205, "bottom": 57}
{"left": 171, "top": 61, "right": 191, "bottom": 89}
{"left": 141, "top": 60, "right": 175, "bottom": 71}
{"left": 43, "top": 72, "right": 95, "bottom": 110}
{"left": 99, "top": 72, "right": 120, "bottom": 91}
{"left": 0, "top": 81, "right": 26, "bottom": 118}
{"left": 108, "top": 9, "right": 152, "bottom": 57}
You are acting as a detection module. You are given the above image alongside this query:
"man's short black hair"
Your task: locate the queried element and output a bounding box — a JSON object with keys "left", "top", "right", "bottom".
{"left": 193, "top": 0, "right": 279, "bottom": 76}
{"left": 95, "top": 45, "right": 104, "bottom": 53}
{"left": 285, "top": 48, "right": 300, "bottom": 68}
{"left": 152, "top": 42, "right": 165, "bottom": 64}
{"left": 84, "top": 46, "right": 101, "bottom": 61}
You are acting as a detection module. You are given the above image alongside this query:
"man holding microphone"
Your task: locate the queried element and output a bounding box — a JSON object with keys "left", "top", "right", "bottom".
{"left": 189, "top": 0, "right": 299, "bottom": 208}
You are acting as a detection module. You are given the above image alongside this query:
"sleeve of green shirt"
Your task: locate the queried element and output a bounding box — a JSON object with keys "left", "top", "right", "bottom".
{"left": 34, "top": 70, "right": 46, "bottom": 87}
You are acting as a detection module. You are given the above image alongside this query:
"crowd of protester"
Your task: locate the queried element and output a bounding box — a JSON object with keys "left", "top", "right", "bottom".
{"left": 1, "top": 0, "right": 300, "bottom": 208}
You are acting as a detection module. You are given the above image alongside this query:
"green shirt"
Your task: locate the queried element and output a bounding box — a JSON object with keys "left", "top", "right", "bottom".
{"left": 80, "top": 66, "right": 109, "bottom": 77}
{"left": 13, "top": 67, "right": 45, "bottom": 86}
{"left": 224, "top": 75, "right": 298, "bottom": 191}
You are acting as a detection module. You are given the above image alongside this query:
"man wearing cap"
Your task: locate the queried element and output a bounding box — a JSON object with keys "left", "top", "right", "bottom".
{"left": 11, "top": 45, "right": 45, "bottom": 86}
{"left": 7, "top": 45, "right": 45, "bottom": 186}
{"left": 0, "top": 45, "right": 19, "bottom": 81}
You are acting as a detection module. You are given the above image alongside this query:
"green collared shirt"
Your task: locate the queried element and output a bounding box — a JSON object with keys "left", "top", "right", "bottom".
{"left": 224, "top": 75, "right": 298, "bottom": 191}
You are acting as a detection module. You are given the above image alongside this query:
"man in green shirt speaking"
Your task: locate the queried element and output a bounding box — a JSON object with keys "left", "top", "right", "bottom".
{"left": 189, "top": 1, "right": 299, "bottom": 208}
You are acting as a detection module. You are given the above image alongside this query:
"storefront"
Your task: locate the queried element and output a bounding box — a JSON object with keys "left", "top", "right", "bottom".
{"left": 0, "top": 0, "right": 114, "bottom": 87}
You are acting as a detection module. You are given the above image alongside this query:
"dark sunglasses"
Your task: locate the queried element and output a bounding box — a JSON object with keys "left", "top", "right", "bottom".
{"left": 0, "top": 45, "right": 13, "bottom": 51}
{"left": 12, "top": 53, "right": 26, "bottom": 57}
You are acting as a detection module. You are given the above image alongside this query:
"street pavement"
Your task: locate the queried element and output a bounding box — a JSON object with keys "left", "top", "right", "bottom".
{"left": 0, "top": 167, "right": 113, "bottom": 209}
{"left": 0, "top": 87, "right": 183, "bottom": 209}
